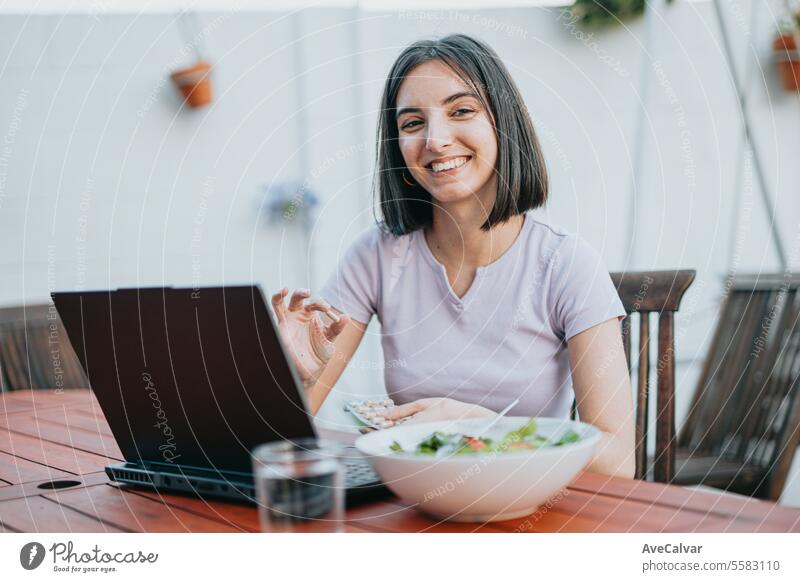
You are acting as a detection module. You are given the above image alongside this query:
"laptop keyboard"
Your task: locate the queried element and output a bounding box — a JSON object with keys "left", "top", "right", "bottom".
{"left": 342, "top": 456, "right": 380, "bottom": 487}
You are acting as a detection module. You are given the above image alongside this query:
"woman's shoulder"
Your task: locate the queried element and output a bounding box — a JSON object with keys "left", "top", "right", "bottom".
{"left": 522, "top": 216, "right": 624, "bottom": 339}
{"left": 522, "top": 215, "right": 588, "bottom": 257}
{"left": 345, "top": 222, "right": 411, "bottom": 249}
{"left": 338, "top": 222, "right": 415, "bottom": 266}
{"left": 521, "top": 215, "right": 610, "bottom": 275}
{"left": 523, "top": 215, "right": 576, "bottom": 243}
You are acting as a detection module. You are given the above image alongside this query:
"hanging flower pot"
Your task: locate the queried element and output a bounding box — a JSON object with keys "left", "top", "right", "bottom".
{"left": 774, "top": 12, "right": 800, "bottom": 92}
{"left": 774, "top": 35, "right": 800, "bottom": 91}
{"left": 170, "top": 60, "right": 213, "bottom": 108}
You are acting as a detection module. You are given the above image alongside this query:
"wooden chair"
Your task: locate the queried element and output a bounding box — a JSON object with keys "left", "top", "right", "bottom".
{"left": 0, "top": 304, "right": 87, "bottom": 391}
{"left": 610, "top": 270, "right": 696, "bottom": 483}
{"left": 673, "top": 274, "right": 800, "bottom": 500}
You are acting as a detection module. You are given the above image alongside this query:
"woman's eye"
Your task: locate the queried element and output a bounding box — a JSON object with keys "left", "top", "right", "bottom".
{"left": 452, "top": 108, "right": 474, "bottom": 117}
{"left": 401, "top": 120, "right": 422, "bottom": 130}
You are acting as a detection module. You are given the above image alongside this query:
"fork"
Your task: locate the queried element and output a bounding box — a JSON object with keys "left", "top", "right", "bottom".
{"left": 475, "top": 397, "right": 521, "bottom": 439}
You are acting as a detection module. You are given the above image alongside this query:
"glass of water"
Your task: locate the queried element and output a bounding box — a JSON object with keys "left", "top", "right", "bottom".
{"left": 251, "top": 438, "right": 345, "bottom": 533}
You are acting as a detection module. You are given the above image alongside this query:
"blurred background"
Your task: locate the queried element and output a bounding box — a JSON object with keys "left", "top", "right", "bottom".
{"left": 0, "top": 0, "right": 798, "bottom": 505}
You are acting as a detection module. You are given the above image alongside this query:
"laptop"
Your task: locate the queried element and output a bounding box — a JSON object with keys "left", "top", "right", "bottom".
{"left": 52, "top": 285, "right": 388, "bottom": 506}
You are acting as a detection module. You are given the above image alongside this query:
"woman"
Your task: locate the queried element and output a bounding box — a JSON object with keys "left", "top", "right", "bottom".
{"left": 271, "top": 34, "right": 634, "bottom": 478}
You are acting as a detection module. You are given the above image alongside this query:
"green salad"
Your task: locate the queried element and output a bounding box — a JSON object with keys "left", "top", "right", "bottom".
{"left": 389, "top": 418, "right": 580, "bottom": 456}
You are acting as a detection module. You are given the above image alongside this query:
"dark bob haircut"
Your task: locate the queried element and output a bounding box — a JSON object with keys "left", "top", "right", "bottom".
{"left": 375, "top": 33, "right": 549, "bottom": 235}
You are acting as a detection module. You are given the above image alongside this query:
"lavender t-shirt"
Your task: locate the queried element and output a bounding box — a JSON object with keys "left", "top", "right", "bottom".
{"left": 320, "top": 214, "right": 625, "bottom": 418}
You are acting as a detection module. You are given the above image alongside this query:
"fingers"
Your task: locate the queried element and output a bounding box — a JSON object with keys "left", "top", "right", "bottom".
{"left": 274, "top": 289, "right": 351, "bottom": 343}
{"left": 323, "top": 313, "right": 350, "bottom": 342}
{"left": 384, "top": 400, "right": 425, "bottom": 420}
{"left": 401, "top": 409, "right": 433, "bottom": 425}
{"left": 304, "top": 301, "right": 350, "bottom": 342}
{"left": 304, "top": 299, "right": 332, "bottom": 314}
{"left": 270, "top": 287, "right": 289, "bottom": 322}
{"left": 309, "top": 315, "right": 336, "bottom": 363}
{"left": 288, "top": 288, "right": 311, "bottom": 311}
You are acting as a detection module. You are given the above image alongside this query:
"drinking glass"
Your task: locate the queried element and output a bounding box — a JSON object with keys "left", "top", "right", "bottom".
{"left": 251, "top": 438, "right": 345, "bottom": 533}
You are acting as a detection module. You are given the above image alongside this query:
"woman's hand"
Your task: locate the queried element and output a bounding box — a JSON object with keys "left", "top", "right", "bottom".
{"left": 270, "top": 288, "right": 350, "bottom": 389}
{"left": 384, "top": 397, "right": 495, "bottom": 425}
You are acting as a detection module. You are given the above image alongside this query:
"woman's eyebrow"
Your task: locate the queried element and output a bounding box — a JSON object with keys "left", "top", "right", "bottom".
{"left": 395, "top": 91, "right": 480, "bottom": 119}
{"left": 441, "top": 90, "right": 480, "bottom": 105}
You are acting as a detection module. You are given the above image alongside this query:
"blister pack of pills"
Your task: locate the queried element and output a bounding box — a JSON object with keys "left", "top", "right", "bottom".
{"left": 344, "top": 399, "right": 409, "bottom": 429}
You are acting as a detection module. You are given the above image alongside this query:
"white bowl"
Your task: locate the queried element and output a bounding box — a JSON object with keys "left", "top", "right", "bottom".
{"left": 355, "top": 416, "right": 601, "bottom": 522}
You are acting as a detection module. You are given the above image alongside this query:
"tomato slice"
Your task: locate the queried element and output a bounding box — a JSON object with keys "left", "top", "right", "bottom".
{"left": 465, "top": 437, "right": 487, "bottom": 451}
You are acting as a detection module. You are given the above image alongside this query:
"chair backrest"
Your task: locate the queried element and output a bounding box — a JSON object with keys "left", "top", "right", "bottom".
{"left": 610, "top": 270, "right": 696, "bottom": 483}
{"left": 0, "top": 304, "right": 88, "bottom": 391}
{"left": 678, "top": 274, "right": 800, "bottom": 499}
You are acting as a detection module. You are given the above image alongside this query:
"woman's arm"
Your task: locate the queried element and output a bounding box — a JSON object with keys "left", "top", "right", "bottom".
{"left": 568, "top": 317, "right": 636, "bottom": 479}
{"left": 305, "top": 318, "right": 368, "bottom": 415}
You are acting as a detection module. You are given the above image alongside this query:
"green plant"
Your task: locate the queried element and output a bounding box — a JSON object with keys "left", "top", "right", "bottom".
{"left": 570, "top": 0, "right": 672, "bottom": 29}
{"left": 777, "top": 10, "right": 800, "bottom": 35}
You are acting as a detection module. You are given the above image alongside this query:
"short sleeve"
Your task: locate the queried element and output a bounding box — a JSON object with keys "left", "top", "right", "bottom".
{"left": 318, "top": 227, "right": 382, "bottom": 325}
{"left": 549, "top": 235, "right": 626, "bottom": 341}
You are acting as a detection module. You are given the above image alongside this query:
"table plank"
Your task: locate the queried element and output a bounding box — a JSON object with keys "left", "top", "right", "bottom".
{"left": 32, "top": 407, "right": 114, "bottom": 437}
{"left": 0, "top": 413, "right": 122, "bottom": 459}
{"left": 570, "top": 471, "right": 800, "bottom": 530}
{"left": 129, "top": 486, "right": 418, "bottom": 533}
{"left": 0, "top": 471, "right": 108, "bottom": 502}
{"left": 129, "top": 487, "right": 261, "bottom": 532}
{"left": 43, "top": 484, "right": 245, "bottom": 533}
{"left": 0, "top": 428, "right": 118, "bottom": 475}
{"left": 0, "top": 397, "right": 39, "bottom": 416}
{"left": 0, "top": 389, "right": 101, "bottom": 415}
{"left": 344, "top": 490, "right": 749, "bottom": 534}
{"left": 0, "top": 450, "right": 72, "bottom": 485}
{"left": 345, "top": 498, "right": 510, "bottom": 533}
{"left": 491, "top": 488, "right": 756, "bottom": 533}
{"left": 0, "top": 495, "right": 129, "bottom": 533}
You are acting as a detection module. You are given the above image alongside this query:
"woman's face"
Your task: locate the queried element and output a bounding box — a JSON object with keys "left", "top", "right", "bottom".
{"left": 395, "top": 60, "right": 498, "bottom": 211}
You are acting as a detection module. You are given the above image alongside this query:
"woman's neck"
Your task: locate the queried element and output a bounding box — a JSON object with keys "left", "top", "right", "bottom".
{"left": 425, "top": 204, "right": 526, "bottom": 269}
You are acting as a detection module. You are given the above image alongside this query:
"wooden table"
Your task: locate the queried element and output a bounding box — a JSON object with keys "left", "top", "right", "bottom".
{"left": 0, "top": 389, "right": 798, "bottom": 533}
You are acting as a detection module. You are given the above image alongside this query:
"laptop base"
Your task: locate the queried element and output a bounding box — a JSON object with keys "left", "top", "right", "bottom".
{"left": 106, "top": 460, "right": 392, "bottom": 507}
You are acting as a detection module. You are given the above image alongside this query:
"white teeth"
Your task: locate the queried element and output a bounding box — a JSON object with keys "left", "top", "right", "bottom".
{"left": 430, "top": 157, "right": 468, "bottom": 173}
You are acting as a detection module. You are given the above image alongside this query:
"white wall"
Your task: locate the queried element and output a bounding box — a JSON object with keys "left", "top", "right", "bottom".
{"left": 1, "top": 2, "right": 798, "bottom": 503}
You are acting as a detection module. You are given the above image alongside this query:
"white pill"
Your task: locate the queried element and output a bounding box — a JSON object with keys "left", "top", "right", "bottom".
{"left": 381, "top": 399, "right": 394, "bottom": 407}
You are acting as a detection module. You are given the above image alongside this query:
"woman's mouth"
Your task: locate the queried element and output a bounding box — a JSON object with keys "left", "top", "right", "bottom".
{"left": 426, "top": 156, "right": 471, "bottom": 176}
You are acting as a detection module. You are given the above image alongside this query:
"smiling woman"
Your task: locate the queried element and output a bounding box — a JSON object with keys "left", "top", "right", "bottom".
{"left": 271, "top": 34, "right": 635, "bottom": 479}
{"left": 378, "top": 36, "right": 547, "bottom": 235}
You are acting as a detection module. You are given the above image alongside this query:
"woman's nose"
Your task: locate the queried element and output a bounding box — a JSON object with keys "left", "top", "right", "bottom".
{"left": 424, "top": 118, "right": 453, "bottom": 152}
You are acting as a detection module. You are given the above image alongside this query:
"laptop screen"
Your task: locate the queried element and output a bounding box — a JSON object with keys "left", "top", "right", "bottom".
{"left": 53, "top": 285, "right": 316, "bottom": 475}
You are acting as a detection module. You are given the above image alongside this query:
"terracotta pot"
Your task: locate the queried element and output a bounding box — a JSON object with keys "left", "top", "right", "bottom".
{"left": 773, "top": 33, "right": 796, "bottom": 51}
{"left": 170, "top": 61, "right": 213, "bottom": 108}
{"left": 773, "top": 34, "right": 800, "bottom": 91}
